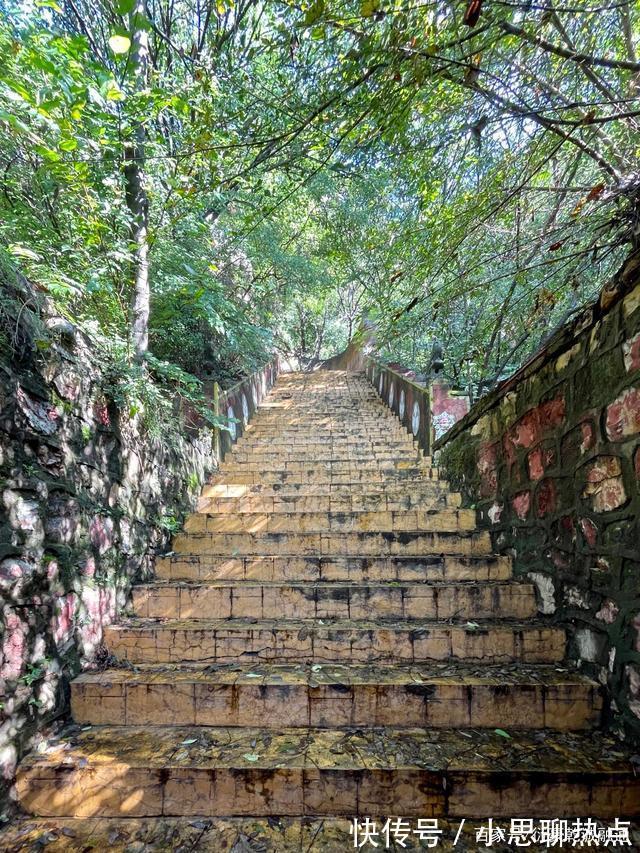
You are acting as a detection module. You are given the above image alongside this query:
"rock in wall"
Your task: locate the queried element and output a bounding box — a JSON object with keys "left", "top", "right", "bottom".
{"left": 436, "top": 251, "right": 640, "bottom": 741}
{"left": 0, "top": 274, "right": 213, "bottom": 811}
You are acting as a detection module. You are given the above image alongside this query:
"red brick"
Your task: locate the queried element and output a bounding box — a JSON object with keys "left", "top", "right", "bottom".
{"left": 551, "top": 515, "right": 575, "bottom": 549}
{"left": 512, "top": 491, "right": 531, "bottom": 520}
{"left": 580, "top": 518, "right": 598, "bottom": 548}
{"left": 527, "top": 445, "right": 556, "bottom": 481}
{"left": 528, "top": 447, "right": 545, "bottom": 481}
{"left": 581, "top": 421, "right": 596, "bottom": 452}
{"left": 507, "top": 398, "right": 565, "bottom": 451}
{"left": 477, "top": 442, "right": 499, "bottom": 498}
{"left": 606, "top": 387, "right": 640, "bottom": 441}
{"left": 582, "top": 456, "right": 627, "bottom": 512}
{"left": 536, "top": 479, "right": 557, "bottom": 517}
{"left": 508, "top": 410, "right": 540, "bottom": 450}
{"left": 623, "top": 332, "right": 640, "bottom": 373}
{"left": 539, "top": 398, "right": 566, "bottom": 429}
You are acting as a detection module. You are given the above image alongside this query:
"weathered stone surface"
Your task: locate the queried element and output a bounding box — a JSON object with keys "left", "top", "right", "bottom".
{"left": 437, "top": 274, "right": 640, "bottom": 742}
{"left": 74, "top": 661, "right": 603, "bottom": 730}
{"left": 606, "top": 386, "right": 640, "bottom": 440}
{"left": 511, "top": 490, "right": 531, "bottom": 520}
{"left": 535, "top": 478, "right": 557, "bottom": 517}
{"left": 0, "top": 309, "right": 216, "bottom": 807}
{"left": 582, "top": 456, "right": 627, "bottom": 512}
{"left": 10, "top": 364, "right": 640, "bottom": 828}
{"left": 15, "top": 725, "right": 640, "bottom": 819}
{"left": 623, "top": 330, "right": 640, "bottom": 372}
{"left": 477, "top": 441, "right": 499, "bottom": 497}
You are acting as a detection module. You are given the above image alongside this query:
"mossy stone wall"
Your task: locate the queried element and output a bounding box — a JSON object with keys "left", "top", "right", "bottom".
{"left": 437, "top": 254, "right": 640, "bottom": 741}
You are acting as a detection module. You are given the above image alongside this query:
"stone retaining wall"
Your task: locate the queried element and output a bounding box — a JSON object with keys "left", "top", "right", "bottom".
{"left": 0, "top": 281, "right": 215, "bottom": 810}
{"left": 436, "top": 251, "right": 640, "bottom": 740}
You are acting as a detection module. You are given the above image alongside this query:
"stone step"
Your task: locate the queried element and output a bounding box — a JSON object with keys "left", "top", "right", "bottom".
{"left": 218, "top": 466, "right": 439, "bottom": 483}
{"left": 131, "top": 580, "right": 537, "bottom": 621}
{"left": 16, "top": 725, "right": 639, "bottom": 818}
{"left": 197, "top": 491, "right": 461, "bottom": 514}
{"left": 210, "top": 468, "right": 441, "bottom": 486}
{"left": 155, "top": 554, "right": 513, "bottom": 583}
{"left": 230, "top": 428, "right": 423, "bottom": 449}
{"left": 231, "top": 436, "right": 424, "bottom": 452}
{"left": 171, "top": 529, "right": 493, "bottom": 557}
{"left": 103, "top": 617, "right": 565, "bottom": 665}
{"left": 234, "top": 427, "right": 416, "bottom": 437}
{"left": 201, "top": 480, "right": 453, "bottom": 498}
{"left": 244, "top": 431, "right": 413, "bottom": 442}
{"left": 71, "top": 662, "right": 601, "bottom": 730}
{"left": 229, "top": 448, "right": 432, "bottom": 470}
{"left": 246, "top": 415, "right": 406, "bottom": 424}
{"left": 183, "top": 509, "right": 476, "bottom": 535}
{"left": 226, "top": 454, "right": 430, "bottom": 468}
{"left": 235, "top": 437, "right": 421, "bottom": 449}
{"left": 245, "top": 419, "right": 407, "bottom": 430}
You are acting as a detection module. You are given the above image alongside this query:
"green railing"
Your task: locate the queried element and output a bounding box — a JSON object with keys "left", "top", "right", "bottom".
{"left": 364, "top": 356, "right": 432, "bottom": 456}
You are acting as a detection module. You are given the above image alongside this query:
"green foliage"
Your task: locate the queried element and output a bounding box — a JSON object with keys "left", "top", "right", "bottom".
{"left": 154, "top": 514, "right": 183, "bottom": 535}
{"left": 100, "top": 340, "right": 227, "bottom": 436}
{"left": 0, "top": 0, "right": 638, "bottom": 398}
{"left": 19, "top": 661, "right": 49, "bottom": 687}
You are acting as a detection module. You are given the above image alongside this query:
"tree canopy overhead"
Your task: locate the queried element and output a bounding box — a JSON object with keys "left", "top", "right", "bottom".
{"left": 0, "top": 0, "right": 638, "bottom": 398}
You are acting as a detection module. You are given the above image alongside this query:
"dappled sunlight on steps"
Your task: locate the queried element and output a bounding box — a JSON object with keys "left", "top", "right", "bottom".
{"left": 7, "top": 370, "right": 640, "bottom": 849}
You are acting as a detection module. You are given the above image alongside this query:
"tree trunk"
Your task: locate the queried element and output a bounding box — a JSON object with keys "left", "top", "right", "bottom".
{"left": 126, "top": 0, "right": 150, "bottom": 360}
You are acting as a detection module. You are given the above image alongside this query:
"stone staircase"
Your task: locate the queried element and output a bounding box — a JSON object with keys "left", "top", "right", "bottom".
{"left": 6, "top": 370, "right": 640, "bottom": 850}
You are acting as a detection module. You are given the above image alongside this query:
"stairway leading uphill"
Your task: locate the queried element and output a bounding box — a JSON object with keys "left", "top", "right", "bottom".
{"left": 10, "top": 370, "right": 640, "bottom": 845}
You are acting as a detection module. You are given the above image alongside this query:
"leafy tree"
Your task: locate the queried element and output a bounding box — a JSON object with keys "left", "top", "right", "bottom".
{"left": 0, "top": 0, "right": 637, "bottom": 400}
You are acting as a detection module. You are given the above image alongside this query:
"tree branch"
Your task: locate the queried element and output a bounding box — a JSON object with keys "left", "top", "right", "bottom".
{"left": 500, "top": 20, "right": 640, "bottom": 71}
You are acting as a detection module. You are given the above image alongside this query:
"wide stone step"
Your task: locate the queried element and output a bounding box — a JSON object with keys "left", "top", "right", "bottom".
{"left": 132, "top": 580, "right": 537, "bottom": 620}
{"left": 235, "top": 437, "right": 421, "bottom": 449}
{"left": 246, "top": 418, "right": 407, "bottom": 426}
{"left": 228, "top": 442, "right": 432, "bottom": 465}
{"left": 16, "top": 726, "right": 639, "bottom": 818}
{"left": 211, "top": 468, "right": 441, "bottom": 486}
{"left": 155, "top": 554, "right": 513, "bottom": 583}
{"left": 243, "top": 431, "right": 412, "bottom": 442}
{"left": 246, "top": 404, "right": 396, "bottom": 412}
{"left": 219, "top": 462, "right": 436, "bottom": 478}
{"left": 183, "top": 509, "right": 476, "bottom": 535}
{"left": 201, "top": 480, "right": 453, "bottom": 498}
{"left": 220, "top": 454, "right": 439, "bottom": 472}
{"left": 171, "top": 529, "right": 492, "bottom": 557}
{"left": 243, "top": 432, "right": 413, "bottom": 444}
{"left": 104, "top": 617, "right": 565, "bottom": 664}
{"left": 71, "top": 662, "right": 601, "bottom": 730}
{"left": 197, "top": 490, "right": 460, "bottom": 514}
{"left": 245, "top": 421, "right": 407, "bottom": 432}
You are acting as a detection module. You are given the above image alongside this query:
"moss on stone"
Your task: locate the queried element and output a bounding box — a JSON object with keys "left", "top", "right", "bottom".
{"left": 438, "top": 434, "right": 481, "bottom": 506}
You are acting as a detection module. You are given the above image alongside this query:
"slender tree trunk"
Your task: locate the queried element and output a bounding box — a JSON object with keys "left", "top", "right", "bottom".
{"left": 126, "top": 0, "right": 150, "bottom": 360}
